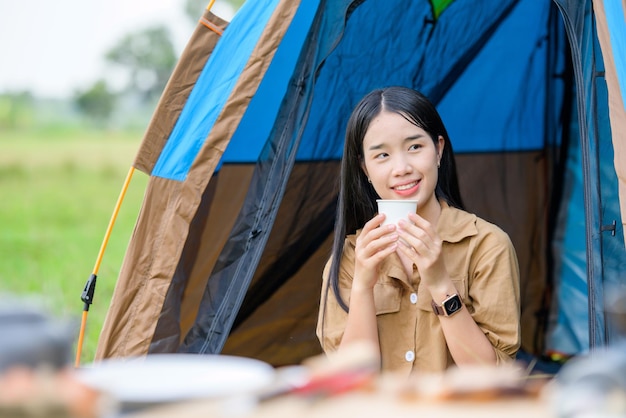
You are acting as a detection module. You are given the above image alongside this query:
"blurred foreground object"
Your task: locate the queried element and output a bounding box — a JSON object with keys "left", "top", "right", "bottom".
{"left": 606, "top": 287, "right": 626, "bottom": 338}
{"left": 551, "top": 347, "right": 626, "bottom": 417}
{"left": 399, "top": 363, "right": 547, "bottom": 402}
{"left": 127, "top": 346, "right": 552, "bottom": 418}
{"left": 0, "top": 367, "right": 107, "bottom": 418}
{"left": 551, "top": 289, "right": 626, "bottom": 417}
{"left": 76, "top": 354, "right": 276, "bottom": 412}
{"left": 0, "top": 296, "right": 111, "bottom": 417}
{"left": 0, "top": 296, "right": 74, "bottom": 371}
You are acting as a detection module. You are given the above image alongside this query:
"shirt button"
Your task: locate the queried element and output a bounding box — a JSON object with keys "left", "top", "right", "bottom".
{"left": 405, "top": 350, "right": 415, "bottom": 362}
{"left": 410, "top": 292, "right": 418, "bottom": 304}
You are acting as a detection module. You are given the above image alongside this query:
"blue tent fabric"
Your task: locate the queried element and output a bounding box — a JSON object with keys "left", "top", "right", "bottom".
{"left": 547, "top": 95, "right": 589, "bottom": 355}
{"left": 221, "top": 0, "right": 353, "bottom": 164}
{"left": 296, "top": 0, "right": 521, "bottom": 161}
{"left": 151, "top": 0, "right": 282, "bottom": 181}
{"left": 222, "top": 0, "right": 529, "bottom": 164}
{"left": 220, "top": 0, "right": 322, "bottom": 165}
{"left": 553, "top": 0, "right": 626, "bottom": 351}
{"left": 437, "top": 0, "right": 558, "bottom": 153}
{"left": 593, "top": 0, "right": 626, "bottom": 251}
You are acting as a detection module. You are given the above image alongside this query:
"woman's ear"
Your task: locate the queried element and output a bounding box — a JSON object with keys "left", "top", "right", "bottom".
{"left": 437, "top": 136, "right": 445, "bottom": 164}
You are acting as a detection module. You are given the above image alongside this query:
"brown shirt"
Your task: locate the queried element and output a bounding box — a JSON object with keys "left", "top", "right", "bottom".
{"left": 316, "top": 203, "right": 521, "bottom": 377}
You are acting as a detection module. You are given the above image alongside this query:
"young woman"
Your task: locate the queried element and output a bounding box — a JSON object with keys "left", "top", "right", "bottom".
{"left": 317, "top": 86, "right": 521, "bottom": 376}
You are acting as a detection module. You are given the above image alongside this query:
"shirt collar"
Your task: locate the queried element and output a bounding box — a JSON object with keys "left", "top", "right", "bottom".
{"left": 437, "top": 201, "right": 478, "bottom": 243}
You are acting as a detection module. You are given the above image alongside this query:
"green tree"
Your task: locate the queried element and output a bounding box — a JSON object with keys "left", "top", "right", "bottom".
{"left": 74, "top": 80, "right": 116, "bottom": 124}
{"left": 105, "top": 25, "right": 177, "bottom": 103}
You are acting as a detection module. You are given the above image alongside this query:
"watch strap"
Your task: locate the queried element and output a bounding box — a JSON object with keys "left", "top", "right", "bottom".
{"left": 431, "top": 294, "right": 462, "bottom": 316}
{"left": 431, "top": 299, "right": 445, "bottom": 315}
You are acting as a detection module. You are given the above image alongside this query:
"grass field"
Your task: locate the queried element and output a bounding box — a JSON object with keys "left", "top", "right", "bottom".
{"left": 1, "top": 126, "right": 149, "bottom": 365}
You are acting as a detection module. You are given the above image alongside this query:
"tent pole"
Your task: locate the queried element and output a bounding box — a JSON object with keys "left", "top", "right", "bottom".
{"left": 74, "top": 166, "right": 136, "bottom": 367}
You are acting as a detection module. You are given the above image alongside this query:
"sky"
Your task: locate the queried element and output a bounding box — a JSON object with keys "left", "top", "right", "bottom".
{"left": 0, "top": 0, "right": 236, "bottom": 99}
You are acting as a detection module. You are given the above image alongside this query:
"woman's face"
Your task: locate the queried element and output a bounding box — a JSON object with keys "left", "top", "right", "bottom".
{"left": 361, "top": 110, "right": 443, "bottom": 210}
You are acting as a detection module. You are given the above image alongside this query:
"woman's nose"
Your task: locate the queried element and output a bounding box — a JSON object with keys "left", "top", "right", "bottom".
{"left": 391, "top": 157, "right": 412, "bottom": 175}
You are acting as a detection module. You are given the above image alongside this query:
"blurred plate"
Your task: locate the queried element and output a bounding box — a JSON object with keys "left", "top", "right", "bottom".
{"left": 77, "top": 354, "right": 274, "bottom": 407}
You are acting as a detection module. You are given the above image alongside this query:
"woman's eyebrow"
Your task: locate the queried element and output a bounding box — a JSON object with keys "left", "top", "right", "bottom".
{"left": 367, "top": 134, "right": 425, "bottom": 151}
{"left": 405, "top": 134, "right": 425, "bottom": 141}
{"left": 367, "top": 143, "right": 384, "bottom": 151}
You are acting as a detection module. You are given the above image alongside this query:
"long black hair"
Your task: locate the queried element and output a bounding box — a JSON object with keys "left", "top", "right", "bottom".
{"left": 328, "top": 86, "right": 464, "bottom": 311}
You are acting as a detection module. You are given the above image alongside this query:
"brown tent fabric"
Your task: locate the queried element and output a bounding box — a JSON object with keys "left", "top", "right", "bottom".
{"left": 96, "top": 1, "right": 301, "bottom": 360}
{"left": 222, "top": 162, "right": 341, "bottom": 365}
{"left": 456, "top": 152, "right": 552, "bottom": 353}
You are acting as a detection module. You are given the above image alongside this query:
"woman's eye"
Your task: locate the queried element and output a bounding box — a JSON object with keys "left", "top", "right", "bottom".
{"left": 375, "top": 153, "right": 389, "bottom": 160}
{"left": 409, "top": 144, "right": 421, "bottom": 151}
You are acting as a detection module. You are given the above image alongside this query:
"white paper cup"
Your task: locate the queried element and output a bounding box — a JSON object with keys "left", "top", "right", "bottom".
{"left": 376, "top": 199, "right": 418, "bottom": 226}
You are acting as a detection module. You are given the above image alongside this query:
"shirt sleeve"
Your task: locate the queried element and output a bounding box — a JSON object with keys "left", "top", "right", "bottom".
{"left": 316, "top": 238, "right": 355, "bottom": 354}
{"left": 467, "top": 222, "right": 522, "bottom": 363}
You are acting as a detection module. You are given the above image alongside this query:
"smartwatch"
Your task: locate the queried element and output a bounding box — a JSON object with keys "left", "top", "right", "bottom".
{"left": 431, "top": 294, "right": 463, "bottom": 317}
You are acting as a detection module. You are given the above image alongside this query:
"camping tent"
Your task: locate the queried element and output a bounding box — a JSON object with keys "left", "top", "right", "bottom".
{"left": 94, "top": 0, "right": 626, "bottom": 366}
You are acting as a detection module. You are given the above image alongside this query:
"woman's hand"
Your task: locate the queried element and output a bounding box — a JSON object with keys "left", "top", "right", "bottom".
{"left": 396, "top": 212, "right": 448, "bottom": 290}
{"left": 353, "top": 213, "right": 398, "bottom": 290}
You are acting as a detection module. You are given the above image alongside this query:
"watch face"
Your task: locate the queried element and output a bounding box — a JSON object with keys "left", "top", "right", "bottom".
{"left": 443, "top": 295, "right": 462, "bottom": 315}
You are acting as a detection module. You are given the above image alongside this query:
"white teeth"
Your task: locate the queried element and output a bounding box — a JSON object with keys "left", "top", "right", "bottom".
{"left": 394, "top": 181, "right": 418, "bottom": 191}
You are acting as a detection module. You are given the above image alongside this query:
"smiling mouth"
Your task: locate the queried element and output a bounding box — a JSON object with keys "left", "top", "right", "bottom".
{"left": 393, "top": 180, "right": 419, "bottom": 191}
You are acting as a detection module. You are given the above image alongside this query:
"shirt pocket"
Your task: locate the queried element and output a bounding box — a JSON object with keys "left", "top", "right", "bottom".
{"left": 373, "top": 282, "right": 402, "bottom": 315}
{"left": 416, "top": 275, "right": 468, "bottom": 312}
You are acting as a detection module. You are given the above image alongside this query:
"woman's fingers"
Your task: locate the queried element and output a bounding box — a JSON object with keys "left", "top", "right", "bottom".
{"left": 362, "top": 214, "right": 389, "bottom": 234}
{"left": 396, "top": 220, "right": 428, "bottom": 251}
{"left": 396, "top": 215, "right": 442, "bottom": 267}
{"left": 354, "top": 215, "right": 399, "bottom": 288}
{"left": 357, "top": 226, "right": 398, "bottom": 260}
{"left": 406, "top": 212, "right": 436, "bottom": 238}
{"left": 359, "top": 215, "right": 401, "bottom": 258}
